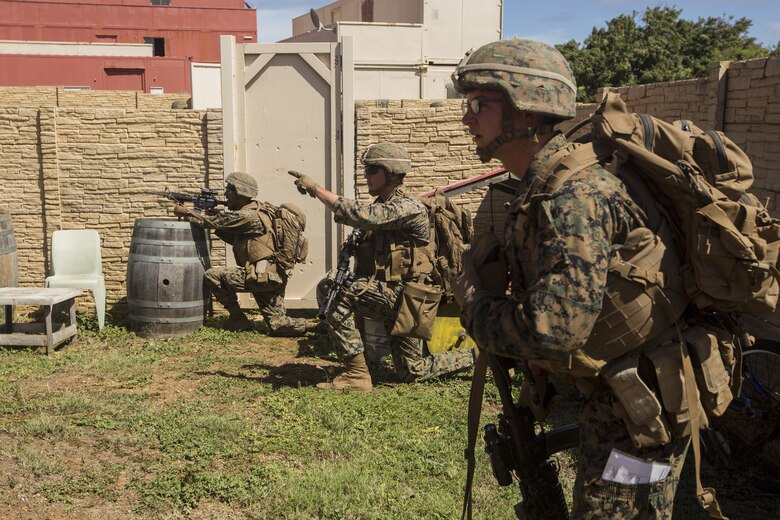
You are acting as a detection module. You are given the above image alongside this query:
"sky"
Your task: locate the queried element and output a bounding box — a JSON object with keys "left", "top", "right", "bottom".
{"left": 249, "top": 0, "right": 780, "bottom": 48}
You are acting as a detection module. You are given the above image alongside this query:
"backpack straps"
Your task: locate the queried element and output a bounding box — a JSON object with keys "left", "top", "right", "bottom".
{"left": 532, "top": 142, "right": 603, "bottom": 197}
{"left": 681, "top": 338, "right": 729, "bottom": 519}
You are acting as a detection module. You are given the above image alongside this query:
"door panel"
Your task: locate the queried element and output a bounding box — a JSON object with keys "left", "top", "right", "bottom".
{"left": 220, "top": 37, "right": 354, "bottom": 308}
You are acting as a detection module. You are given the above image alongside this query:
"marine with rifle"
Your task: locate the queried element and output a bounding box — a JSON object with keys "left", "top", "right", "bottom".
{"left": 451, "top": 39, "right": 704, "bottom": 519}
{"left": 173, "top": 172, "right": 321, "bottom": 336}
{"left": 287, "top": 142, "right": 474, "bottom": 392}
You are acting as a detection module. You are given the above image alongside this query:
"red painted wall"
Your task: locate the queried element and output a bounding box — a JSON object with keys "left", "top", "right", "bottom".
{"left": 0, "top": 0, "right": 256, "bottom": 92}
{"left": 0, "top": 54, "right": 190, "bottom": 92}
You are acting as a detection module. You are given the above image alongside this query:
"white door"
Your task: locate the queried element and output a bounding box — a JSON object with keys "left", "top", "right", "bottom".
{"left": 190, "top": 62, "right": 222, "bottom": 109}
{"left": 220, "top": 36, "right": 355, "bottom": 308}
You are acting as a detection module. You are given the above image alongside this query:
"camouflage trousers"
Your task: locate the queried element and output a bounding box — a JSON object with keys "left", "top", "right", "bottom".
{"left": 204, "top": 265, "right": 309, "bottom": 337}
{"left": 316, "top": 275, "right": 473, "bottom": 382}
{"left": 572, "top": 388, "right": 690, "bottom": 519}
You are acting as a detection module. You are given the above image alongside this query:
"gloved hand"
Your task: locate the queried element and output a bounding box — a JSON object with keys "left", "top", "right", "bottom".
{"left": 287, "top": 170, "right": 319, "bottom": 197}
{"left": 519, "top": 365, "right": 557, "bottom": 422}
{"left": 452, "top": 249, "right": 482, "bottom": 308}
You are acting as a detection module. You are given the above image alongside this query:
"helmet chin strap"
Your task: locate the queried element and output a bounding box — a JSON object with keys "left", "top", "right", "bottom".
{"left": 476, "top": 110, "right": 554, "bottom": 163}
{"left": 476, "top": 129, "right": 529, "bottom": 163}
{"left": 384, "top": 172, "right": 403, "bottom": 188}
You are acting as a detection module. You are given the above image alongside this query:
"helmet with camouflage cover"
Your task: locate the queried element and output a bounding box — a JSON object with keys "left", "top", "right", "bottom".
{"left": 225, "top": 172, "right": 258, "bottom": 199}
{"left": 452, "top": 39, "right": 576, "bottom": 120}
{"left": 361, "top": 142, "right": 412, "bottom": 176}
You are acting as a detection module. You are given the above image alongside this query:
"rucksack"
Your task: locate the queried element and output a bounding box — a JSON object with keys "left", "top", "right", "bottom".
{"left": 419, "top": 188, "right": 474, "bottom": 301}
{"left": 258, "top": 202, "right": 308, "bottom": 272}
{"left": 560, "top": 94, "right": 779, "bottom": 518}
{"left": 578, "top": 92, "right": 780, "bottom": 315}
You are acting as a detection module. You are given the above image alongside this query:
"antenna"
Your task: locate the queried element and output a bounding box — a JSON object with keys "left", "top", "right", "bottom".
{"left": 310, "top": 8, "right": 324, "bottom": 31}
{"left": 309, "top": 8, "right": 335, "bottom": 32}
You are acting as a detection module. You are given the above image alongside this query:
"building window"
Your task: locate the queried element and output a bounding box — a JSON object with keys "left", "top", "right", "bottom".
{"left": 144, "top": 37, "right": 165, "bottom": 57}
{"left": 151, "top": 0, "right": 170, "bottom": 5}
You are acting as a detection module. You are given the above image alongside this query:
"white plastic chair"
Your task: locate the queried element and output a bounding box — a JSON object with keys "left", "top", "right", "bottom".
{"left": 45, "top": 229, "right": 106, "bottom": 330}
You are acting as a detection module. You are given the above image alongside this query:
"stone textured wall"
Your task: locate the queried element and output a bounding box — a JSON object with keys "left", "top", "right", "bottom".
{"left": 0, "top": 86, "right": 191, "bottom": 110}
{"left": 2, "top": 54, "right": 778, "bottom": 326}
{"left": 0, "top": 105, "right": 223, "bottom": 310}
{"left": 356, "top": 56, "right": 780, "bottom": 326}
{"left": 354, "top": 99, "right": 505, "bottom": 236}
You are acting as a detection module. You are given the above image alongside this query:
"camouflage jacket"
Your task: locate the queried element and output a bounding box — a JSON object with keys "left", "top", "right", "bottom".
{"left": 333, "top": 187, "right": 432, "bottom": 281}
{"left": 460, "top": 134, "right": 649, "bottom": 366}
{"left": 184, "top": 201, "right": 266, "bottom": 244}
{"left": 184, "top": 201, "right": 274, "bottom": 266}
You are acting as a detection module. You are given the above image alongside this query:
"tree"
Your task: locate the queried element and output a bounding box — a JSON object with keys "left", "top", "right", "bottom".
{"left": 558, "top": 6, "right": 772, "bottom": 101}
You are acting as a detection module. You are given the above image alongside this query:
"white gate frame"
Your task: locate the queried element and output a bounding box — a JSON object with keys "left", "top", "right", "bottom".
{"left": 220, "top": 36, "right": 355, "bottom": 309}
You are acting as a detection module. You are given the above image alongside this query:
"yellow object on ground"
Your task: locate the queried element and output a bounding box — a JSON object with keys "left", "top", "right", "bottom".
{"left": 426, "top": 303, "right": 476, "bottom": 354}
{"left": 362, "top": 303, "right": 475, "bottom": 362}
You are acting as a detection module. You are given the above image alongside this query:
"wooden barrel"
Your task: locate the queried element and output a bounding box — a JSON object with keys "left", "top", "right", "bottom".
{"left": 0, "top": 209, "right": 18, "bottom": 288}
{"left": 126, "top": 218, "right": 211, "bottom": 338}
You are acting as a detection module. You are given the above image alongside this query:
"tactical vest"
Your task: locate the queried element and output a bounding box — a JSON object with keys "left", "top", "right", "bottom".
{"left": 505, "top": 142, "right": 689, "bottom": 378}
{"left": 354, "top": 190, "right": 434, "bottom": 282}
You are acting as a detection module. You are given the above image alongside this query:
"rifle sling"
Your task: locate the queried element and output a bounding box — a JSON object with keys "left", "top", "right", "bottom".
{"left": 462, "top": 349, "right": 488, "bottom": 520}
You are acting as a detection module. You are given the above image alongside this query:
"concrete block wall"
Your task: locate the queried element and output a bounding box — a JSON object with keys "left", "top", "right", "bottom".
{"left": 0, "top": 105, "right": 224, "bottom": 312}
{"left": 721, "top": 57, "right": 780, "bottom": 214}
{"left": 354, "top": 99, "right": 505, "bottom": 236}
{"left": 355, "top": 99, "right": 604, "bottom": 237}
{"left": 0, "top": 86, "right": 191, "bottom": 110}
{"left": 356, "top": 56, "right": 780, "bottom": 326}
{"left": 601, "top": 76, "right": 717, "bottom": 129}
{"left": 1, "top": 53, "right": 778, "bottom": 326}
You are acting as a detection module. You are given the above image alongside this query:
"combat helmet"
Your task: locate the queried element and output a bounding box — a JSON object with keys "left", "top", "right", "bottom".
{"left": 361, "top": 142, "right": 412, "bottom": 176}
{"left": 452, "top": 38, "right": 577, "bottom": 120}
{"left": 225, "top": 172, "right": 258, "bottom": 199}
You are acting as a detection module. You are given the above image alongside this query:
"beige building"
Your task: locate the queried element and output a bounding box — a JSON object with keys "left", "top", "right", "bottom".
{"left": 285, "top": 0, "right": 503, "bottom": 99}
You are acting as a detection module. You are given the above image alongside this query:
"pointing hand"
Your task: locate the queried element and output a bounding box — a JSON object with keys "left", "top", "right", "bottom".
{"left": 287, "top": 170, "right": 319, "bottom": 197}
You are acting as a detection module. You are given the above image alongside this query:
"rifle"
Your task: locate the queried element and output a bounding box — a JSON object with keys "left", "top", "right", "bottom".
{"left": 147, "top": 187, "right": 227, "bottom": 213}
{"left": 482, "top": 354, "right": 573, "bottom": 519}
{"left": 318, "top": 228, "right": 362, "bottom": 319}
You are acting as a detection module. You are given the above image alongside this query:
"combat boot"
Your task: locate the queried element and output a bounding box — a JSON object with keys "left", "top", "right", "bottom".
{"left": 316, "top": 353, "right": 373, "bottom": 392}
{"left": 223, "top": 306, "right": 253, "bottom": 332}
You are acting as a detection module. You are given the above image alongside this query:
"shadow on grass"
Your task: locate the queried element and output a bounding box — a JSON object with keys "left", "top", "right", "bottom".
{"left": 294, "top": 331, "right": 335, "bottom": 360}
{"left": 205, "top": 362, "right": 328, "bottom": 390}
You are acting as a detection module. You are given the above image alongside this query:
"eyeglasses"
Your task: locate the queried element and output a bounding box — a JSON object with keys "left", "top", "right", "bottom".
{"left": 224, "top": 185, "right": 236, "bottom": 194}
{"left": 461, "top": 97, "right": 503, "bottom": 115}
{"left": 364, "top": 165, "right": 383, "bottom": 176}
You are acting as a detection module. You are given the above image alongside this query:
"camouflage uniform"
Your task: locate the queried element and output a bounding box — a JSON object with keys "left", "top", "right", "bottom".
{"left": 452, "top": 38, "right": 693, "bottom": 517}
{"left": 185, "top": 201, "right": 310, "bottom": 336}
{"left": 319, "top": 187, "right": 474, "bottom": 382}
{"left": 459, "top": 135, "right": 689, "bottom": 518}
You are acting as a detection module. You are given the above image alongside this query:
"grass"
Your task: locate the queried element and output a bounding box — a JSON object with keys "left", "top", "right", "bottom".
{"left": 0, "top": 311, "right": 776, "bottom": 519}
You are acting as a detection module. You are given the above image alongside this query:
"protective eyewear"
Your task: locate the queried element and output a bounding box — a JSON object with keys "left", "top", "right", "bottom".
{"left": 364, "top": 165, "right": 383, "bottom": 176}
{"left": 461, "top": 97, "right": 503, "bottom": 115}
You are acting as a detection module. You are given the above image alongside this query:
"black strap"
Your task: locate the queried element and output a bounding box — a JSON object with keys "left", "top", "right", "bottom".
{"left": 461, "top": 350, "right": 488, "bottom": 520}
{"left": 638, "top": 113, "right": 655, "bottom": 150}
{"left": 704, "top": 130, "right": 730, "bottom": 174}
